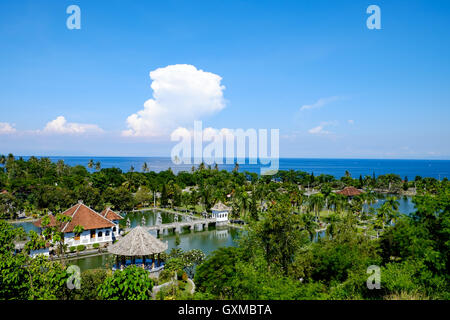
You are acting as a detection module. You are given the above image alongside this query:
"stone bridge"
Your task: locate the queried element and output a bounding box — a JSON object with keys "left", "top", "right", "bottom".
{"left": 126, "top": 218, "right": 217, "bottom": 236}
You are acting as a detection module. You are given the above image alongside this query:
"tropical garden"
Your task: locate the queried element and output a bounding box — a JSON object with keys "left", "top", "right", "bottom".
{"left": 0, "top": 154, "right": 448, "bottom": 300}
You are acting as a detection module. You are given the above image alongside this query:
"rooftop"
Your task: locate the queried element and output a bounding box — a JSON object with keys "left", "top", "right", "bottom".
{"left": 101, "top": 207, "right": 124, "bottom": 221}
{"left": 336, "top": 186, "right": 364, "bottom": 197}
{"left": 108, "top": 226, "right": 168, "bottom": 256}
{"left": 211, "top": 201, "right": 231, "bottom": 212}
{"left": 33, "top": 202, "right": 116, "bottom": 232}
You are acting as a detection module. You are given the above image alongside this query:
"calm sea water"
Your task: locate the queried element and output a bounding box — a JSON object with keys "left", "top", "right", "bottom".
{"left": 19, "top": 156, "right": 450, "bottom": 180}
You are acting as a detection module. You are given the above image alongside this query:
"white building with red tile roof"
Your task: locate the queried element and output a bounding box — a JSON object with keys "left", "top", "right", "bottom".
{"left": 33, "top": 201, "right": 123, "bottom": 248}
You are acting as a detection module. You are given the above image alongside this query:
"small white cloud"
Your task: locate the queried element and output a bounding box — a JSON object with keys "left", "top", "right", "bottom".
{"left": 348, "top": 119, "right": 354, "bottom": 125}
{"left": 300, "top": 96, "right": 341, "bottom": 111}
{"left": 308, "top": 121, "right": 336, "bottom": 135}
{"left": 123, "top": 64, "right": 226, "bottom": 138}
{"left": 0, "top": 122, "right": 16, "bottom": 134}
{"left": 43, "top": 116, "right": 103, "bottom": 135}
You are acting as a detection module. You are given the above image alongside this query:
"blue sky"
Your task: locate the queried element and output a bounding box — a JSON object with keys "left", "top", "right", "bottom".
{"left": 0, "top": 0, "right": 449, "bottom": 159}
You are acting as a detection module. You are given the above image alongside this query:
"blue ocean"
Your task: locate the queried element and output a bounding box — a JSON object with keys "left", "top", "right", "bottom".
{"left": 18, "top": 156, "right": 450, "bottom": 180}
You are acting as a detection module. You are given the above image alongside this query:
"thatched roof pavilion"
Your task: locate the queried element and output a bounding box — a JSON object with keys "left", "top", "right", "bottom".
{"left": 108, "top": 226, "right": 168, "bottom": 256}
{"left": 336, "top": 186, "right": 363, "bottom": 197}
{"left": 211, "top": 201, "right": 231, "bottom": 212}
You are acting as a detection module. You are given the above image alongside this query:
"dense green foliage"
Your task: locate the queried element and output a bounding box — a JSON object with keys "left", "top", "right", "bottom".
{"left": 0, "top": 155, "right": 448, "bottom": 300}
{"left": 0, "top": 154, "right": 441, "bottom": 220}
{"left": 194, "top": 184, "right": 449, "bottom": 300}
{"left": 97, "top": 265, "right": 154, "bottom": 300}
{"left": 0, "top": 221, "right": 73, "bottom": 300}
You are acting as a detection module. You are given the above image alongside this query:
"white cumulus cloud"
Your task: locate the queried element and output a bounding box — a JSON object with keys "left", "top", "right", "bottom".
{"left": 300, "top": 96, "right": 341, "bottom": 111}
{"left": 123, "top": 64, "right": 226, "bottom": 137}
{"left": 0, "top": 122, "right": 17, "bottom": 134}
{"left": 43, "top": 116, "right": 103, "bottom": 135}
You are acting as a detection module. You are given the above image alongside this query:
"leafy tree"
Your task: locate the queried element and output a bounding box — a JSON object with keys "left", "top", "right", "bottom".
{"left": 97, "top": 266, "right": 154, "bottom": 300}
{"left": 194, "top": 247, "right": 242, "bottom": 298}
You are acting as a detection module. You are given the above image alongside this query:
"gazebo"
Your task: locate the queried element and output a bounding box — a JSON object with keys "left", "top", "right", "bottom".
{"left": 108, "top": 226, "right": 168, "bottom": 272}
{"left": 336, "top": 186, "right": 364, "bottom": 201}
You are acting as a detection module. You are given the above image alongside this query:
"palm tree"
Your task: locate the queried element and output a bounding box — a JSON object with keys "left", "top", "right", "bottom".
{"left": 142, "top": 162, "right": 149, "bottom": 173}
{"left": 376, "top": 199, "right": 400, "bottom": 229}
{"left": 87, "top": 159, "right": 94, "bottom": 170}
{"left": 307, "top": 193, "right": 325, "bottom": 221}
{"left": 300, "top": 213, "right": 319, "bottom": 241}
{"left": 0, "top": 154, "right": 6, "bottom": 165}
{"left": 233, "top": 162, "right": 239, "bottom": 172}
{"left": 362, "top": 190, "right": 377, "bottom": 215}
{"left": 385, "top": 196, "right": 399, "bottom": 211}
{"left": 95, "top": 161, "right": 101, "bottom": 171}
{"left": 237, "top": 191, "right": 252, "bottom": 218}
{"left": 323, "top": 214, "right": 340, "bottom": 239}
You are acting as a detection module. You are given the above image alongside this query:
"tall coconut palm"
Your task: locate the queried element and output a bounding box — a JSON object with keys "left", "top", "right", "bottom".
{"left": 385, "top": 196, "right": 399, "bottom": 211}
{"left": 300, "top": 213, "right": 319, "bottom": 241}
{"left": 95, "top": 161, "right": 101, "bottom": 171}
{"left": 142, "top": 162, "right": 149, "bottom": 173}
{"left": 307, "top": 193, "right": 325, "bottom": 221}
{"left": 362, "top": 190, "right": 377, "bottom": 214}
{"left": 237, "top": 191, "right": 252, "bottom": 218}
{"left": 87, "top": 159, "right": 94, "bottom": 170}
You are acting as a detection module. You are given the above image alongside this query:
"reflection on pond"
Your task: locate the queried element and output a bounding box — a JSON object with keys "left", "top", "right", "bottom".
{"left": 71, "top": 210, "right": 241, "bottom": 271}
{"left": 12, "top": 195, "right": 417, "bottom": 272}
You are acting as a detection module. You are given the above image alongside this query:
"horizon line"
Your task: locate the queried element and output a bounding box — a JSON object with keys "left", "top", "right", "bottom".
{"left": 10, "top": 155, "right": 450, "bottom": 162}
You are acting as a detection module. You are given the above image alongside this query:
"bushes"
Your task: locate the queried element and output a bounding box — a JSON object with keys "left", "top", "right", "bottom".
{"left": 76, "top": 245, "right": 86, "bottom": 252}
{"left": 97, "top": 265, "right": 154, "bottom": 300}
{"left": 92, "top": 243, "right": 100, "bottom": 249}
{"left": 75, "top": 269, "right": 109, "bottom": 300}
{"left": 69, "top": 246, "right": 76, "bottom": 253}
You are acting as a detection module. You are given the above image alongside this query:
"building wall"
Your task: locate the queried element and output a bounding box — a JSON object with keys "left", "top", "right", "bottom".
{"left": 30, "top": 247, "right": 50, "bottom": 257}
{"left": 64, "top": 227, "right": 113, "bottom": 247}
{"left": 111, "top": 220, "right": 120, "bottom": 239}
{"left": 212, "top": 209, "right": 229, "bottom": 222}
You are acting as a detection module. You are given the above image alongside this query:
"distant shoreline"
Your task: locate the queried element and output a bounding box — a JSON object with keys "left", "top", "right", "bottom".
{"left": 6, "top": 156, "right": 449, "bottom": 180}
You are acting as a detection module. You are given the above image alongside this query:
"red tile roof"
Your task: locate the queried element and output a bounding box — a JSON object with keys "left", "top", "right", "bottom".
{"left": 100, "top": 207, "right": 123, "bottom": 221}
{"left": 33, "top": 203, "right": 116, "bottom": 233}
{"left": 336, "top": 186, "right": 363, "bottom": 197}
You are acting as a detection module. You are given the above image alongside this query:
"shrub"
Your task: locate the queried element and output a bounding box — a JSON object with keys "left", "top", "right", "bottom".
{"left": 182, "top": 272, "right": 188, "bottom": 282}
{"left": 76, "top": 269, "right": 108, "bottom": 300}
{"left": 97, "top": 265, "right": 154, "bottom": 300}
{"left": 69, "top": 246, "right": 76, "bottom": 253}
{"left": 76, "top": 245, "right": 86, "bottom": 252}
{"left": 92, "top": 243, "right": 100, "bottom": 249}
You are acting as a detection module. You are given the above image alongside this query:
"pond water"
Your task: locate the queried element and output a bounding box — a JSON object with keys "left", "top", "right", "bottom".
{"left": 13, "top": 195, "right": 417, "bottom": 272}
{"left": 362, "top": 194, "right": 416, "bottom": 215}
{"left": 70, "top": 210, "right": 241, "bottom": 272}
